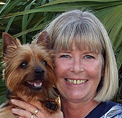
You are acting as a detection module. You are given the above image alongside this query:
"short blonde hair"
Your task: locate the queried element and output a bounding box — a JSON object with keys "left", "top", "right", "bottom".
{"left": 44, "top": 9, "right": 118, "bottom": 102}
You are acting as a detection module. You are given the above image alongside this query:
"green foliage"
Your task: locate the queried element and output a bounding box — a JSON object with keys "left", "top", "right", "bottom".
{"left": 0, "top": 0, "right": 122, "bottom": 104}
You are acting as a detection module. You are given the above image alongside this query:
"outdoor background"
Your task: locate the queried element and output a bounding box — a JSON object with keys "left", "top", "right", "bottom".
{"left": 0, "top": 0, "right": 122, "bottom": 104}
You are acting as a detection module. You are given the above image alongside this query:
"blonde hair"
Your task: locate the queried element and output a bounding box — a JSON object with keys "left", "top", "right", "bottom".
{"left": 44, "top": 9, "right": 118, "bottom": 102}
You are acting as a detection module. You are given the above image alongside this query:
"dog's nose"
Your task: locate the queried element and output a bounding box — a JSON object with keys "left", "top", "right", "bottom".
{"left": 35, "top": 68, "right": 44, "bottom": 76}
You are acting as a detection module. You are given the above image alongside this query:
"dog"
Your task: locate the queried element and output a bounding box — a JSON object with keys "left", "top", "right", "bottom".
{"left": 0, "top": 31, "right": 60, "bottom": 118}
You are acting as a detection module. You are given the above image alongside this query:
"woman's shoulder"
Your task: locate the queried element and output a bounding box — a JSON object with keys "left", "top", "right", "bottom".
{"left": 100, "top": 101, "right": 122, "bottom": 118}
{"left": 85, "top": 101, "right": 122, "bottom": 118}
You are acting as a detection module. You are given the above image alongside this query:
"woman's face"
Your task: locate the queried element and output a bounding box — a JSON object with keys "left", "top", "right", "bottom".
{"left": 54, "top": 41, "right": 104, "bottom": 103}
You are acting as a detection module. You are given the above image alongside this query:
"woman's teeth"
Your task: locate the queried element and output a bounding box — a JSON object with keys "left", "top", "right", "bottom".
{"left": 66, "top": 79, "right": 87, "bottom": 84}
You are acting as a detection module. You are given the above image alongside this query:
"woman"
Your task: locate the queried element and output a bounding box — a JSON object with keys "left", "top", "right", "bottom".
{"left": 11, "top": 9, "right": 122, "bottom": 118}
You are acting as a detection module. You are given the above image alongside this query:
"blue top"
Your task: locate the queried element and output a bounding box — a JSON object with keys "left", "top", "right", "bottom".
{"left": 85, "top": 101, "right": 122, "bottom": 118}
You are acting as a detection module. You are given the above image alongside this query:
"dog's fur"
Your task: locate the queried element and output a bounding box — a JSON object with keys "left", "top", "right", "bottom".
{"left": 0, "top": 31, "right": 60, "bottom": 118}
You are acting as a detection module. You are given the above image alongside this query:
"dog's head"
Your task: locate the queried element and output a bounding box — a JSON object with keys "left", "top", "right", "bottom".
{"left": 2, "top": 31, "right": 57, "bottom": 101}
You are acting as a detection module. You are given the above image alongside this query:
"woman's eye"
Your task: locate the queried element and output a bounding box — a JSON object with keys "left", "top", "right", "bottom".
{"left": 85, "top": 55, "right": 94, "bottom": 59}
{"left": 60, "top": 55, "right": 70, "bottom": 58}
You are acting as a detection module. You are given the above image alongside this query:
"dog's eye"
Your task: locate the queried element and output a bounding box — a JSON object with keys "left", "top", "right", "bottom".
{"left": 19, "top": 61, "right": 28, "bottom": 69}
{"left": 42, "top": 60, "right": 47, "bottom": 66}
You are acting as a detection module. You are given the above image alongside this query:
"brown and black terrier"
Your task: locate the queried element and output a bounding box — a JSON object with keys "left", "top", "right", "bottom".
{"left": 0, "top": 31, "right": 60, "bottom": 118}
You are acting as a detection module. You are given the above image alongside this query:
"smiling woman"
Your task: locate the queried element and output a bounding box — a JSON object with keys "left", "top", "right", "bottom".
{"left": 44, "top": 9, "right": 122, "bottom": 118}
{"left": 45, "top": 9, "right": 117, "bottom": 102}
{"left": 10, "top": 9, "right": 122, "bottom": 118}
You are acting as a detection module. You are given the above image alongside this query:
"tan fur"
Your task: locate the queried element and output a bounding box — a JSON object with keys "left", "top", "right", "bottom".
{"left": 0, "top": 31, "right": 60, "bottom": 118}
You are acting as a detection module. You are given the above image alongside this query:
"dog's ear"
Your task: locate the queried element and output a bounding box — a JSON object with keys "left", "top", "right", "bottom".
{"left": 37, "top": 31, "right": 51, "bottom": 49}
{"left": 2, "top": 33, "right": 21, "bottom": 54}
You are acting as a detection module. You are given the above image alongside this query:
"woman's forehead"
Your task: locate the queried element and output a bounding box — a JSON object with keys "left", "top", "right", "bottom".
{"left": 54, "top": 36, "right": 103, "bottom": 54}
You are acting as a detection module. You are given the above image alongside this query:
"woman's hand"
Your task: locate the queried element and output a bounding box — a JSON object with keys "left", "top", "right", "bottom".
{"left": 11, "top": 99, "right": 63, "bottom": 118}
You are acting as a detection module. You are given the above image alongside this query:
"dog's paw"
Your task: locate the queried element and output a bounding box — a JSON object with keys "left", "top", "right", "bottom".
{"left": 45, "top": 101, "right": 58, "bottom": 111}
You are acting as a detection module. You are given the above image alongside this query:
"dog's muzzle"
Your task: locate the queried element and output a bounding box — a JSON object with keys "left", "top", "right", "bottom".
{"left": 25, "top": 68, "right": 45, "bottom": 90}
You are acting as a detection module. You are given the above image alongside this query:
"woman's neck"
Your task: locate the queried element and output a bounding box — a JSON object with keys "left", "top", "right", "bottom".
{"left": 61, "top": 98, "right": 99, "bottom": 118}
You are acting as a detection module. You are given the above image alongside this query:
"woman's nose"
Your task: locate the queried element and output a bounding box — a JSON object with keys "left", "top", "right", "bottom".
{"left": 70, "top": 59, "right": 84, "bottom": 73}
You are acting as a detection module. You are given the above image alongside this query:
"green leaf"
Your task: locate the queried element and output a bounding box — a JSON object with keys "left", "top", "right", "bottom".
{"left": 0, "top": 0, "right": 11, "bottom": 14}
{"left": 117, "top": 47, "right": 122, "bottom": 69}
{"left": 5, "top": 16, "right": 15, "bottom": 32}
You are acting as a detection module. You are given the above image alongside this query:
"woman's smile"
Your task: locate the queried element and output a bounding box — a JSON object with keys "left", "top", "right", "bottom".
{"left": 65, "top": 78, "right": 87, "bottom": 85}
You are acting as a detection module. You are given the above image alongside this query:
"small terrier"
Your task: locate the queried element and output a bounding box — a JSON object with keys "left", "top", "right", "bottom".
{"left": 0, "top": 31, "right": 60, "bottom": 118}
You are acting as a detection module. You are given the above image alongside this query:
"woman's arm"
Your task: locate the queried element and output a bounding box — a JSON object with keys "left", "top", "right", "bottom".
{"left": 11, "top": 99, "right": 63, "bottom": 118}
